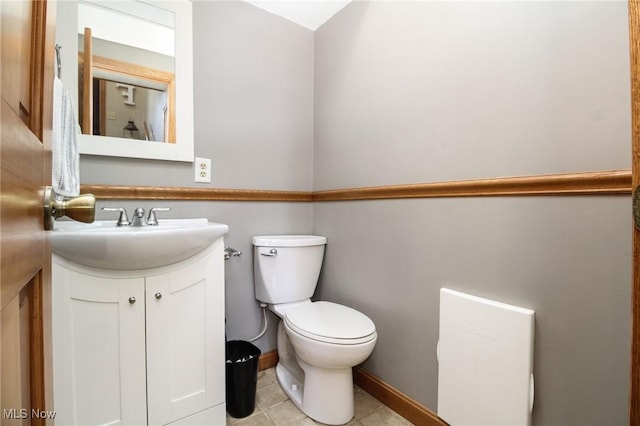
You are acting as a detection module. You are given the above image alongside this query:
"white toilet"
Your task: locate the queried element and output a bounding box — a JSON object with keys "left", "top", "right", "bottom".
{"left": 253, "top": 235, "right": 377, "bottom": 425}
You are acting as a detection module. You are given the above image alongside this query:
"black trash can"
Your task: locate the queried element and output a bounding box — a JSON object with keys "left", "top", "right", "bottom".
{"left": 225, "top": 340, "right": 262, "bottom": 418}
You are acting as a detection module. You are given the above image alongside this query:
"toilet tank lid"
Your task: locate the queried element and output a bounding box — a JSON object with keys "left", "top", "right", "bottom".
{"left": 252, "top": 235, "right": 327, "bottom": 247}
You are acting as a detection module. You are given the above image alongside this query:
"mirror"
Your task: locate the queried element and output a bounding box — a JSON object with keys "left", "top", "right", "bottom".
{"left": 56, "top": 0, "right": 193, "bottom": 162}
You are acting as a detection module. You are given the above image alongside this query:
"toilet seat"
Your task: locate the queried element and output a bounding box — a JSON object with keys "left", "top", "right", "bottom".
{"left": 284, "top": 301, "right": 376, "bottom": 345}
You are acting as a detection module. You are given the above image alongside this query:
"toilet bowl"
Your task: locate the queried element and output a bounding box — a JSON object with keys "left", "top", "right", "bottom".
{"left": 252, "top": 236, "right": 377, "bottom": 425}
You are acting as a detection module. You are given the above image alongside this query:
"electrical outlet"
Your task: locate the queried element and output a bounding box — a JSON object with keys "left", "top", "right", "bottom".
{"left": 194, "top": 157, "right": 211, "bottom": 183}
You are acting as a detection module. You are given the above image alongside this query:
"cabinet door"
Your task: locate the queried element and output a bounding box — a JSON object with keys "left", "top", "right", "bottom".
{"left": 52, "top": 264, "right": 147, "bottom": 426}
{"left": 146, "top": 241, "right": 225, "bottom": 425}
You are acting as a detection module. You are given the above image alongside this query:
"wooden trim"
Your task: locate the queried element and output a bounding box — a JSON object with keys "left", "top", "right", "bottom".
{"left": 25, "top": 275, "right": 46, "bottom": 423}
{"left": 629, "top": 1, "right": 640, "bottom": 423}
{"left": 258, "top": 350, "right": 279, "bottom": 371}
{"left": 29, "top": 0, "right": 47, "bottom": 139}
{"left": 80, "top": 184, "right": 313, "bottom": 202}
{"left": 354, "top": 367, "right": 447, "bottom": 426}
{"left": 313, "top": 170, "right": 632, "bottom": 201}
{"left": 81, "top": 170, "right": 631, "bottom": 202}
{"left": 82, "top": 27, "right": 92, "bottom": 135}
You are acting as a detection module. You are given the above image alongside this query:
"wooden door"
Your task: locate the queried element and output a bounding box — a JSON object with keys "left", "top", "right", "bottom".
{"left": 0, "top": 0, "right": 56, "bottom": 424}
{"left": 628, "top": 0, "right": 640, "bottom": 422}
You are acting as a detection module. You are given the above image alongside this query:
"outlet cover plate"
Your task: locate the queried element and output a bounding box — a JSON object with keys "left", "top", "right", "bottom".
{"left": 195, "top": 157, "right": 211, "bottom": 183}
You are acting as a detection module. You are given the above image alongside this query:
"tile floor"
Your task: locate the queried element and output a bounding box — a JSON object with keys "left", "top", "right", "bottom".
{"left": 226, "top": 367, "right": 415, "bottom": 426}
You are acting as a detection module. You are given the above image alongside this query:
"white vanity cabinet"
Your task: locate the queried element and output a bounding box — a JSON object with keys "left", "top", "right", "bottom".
{"left": 52, "top": 238, "right": 226, "bottom": 426}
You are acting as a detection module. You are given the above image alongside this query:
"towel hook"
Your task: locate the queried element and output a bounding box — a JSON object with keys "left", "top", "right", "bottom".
{"left": 55, "top": 44, "right": 62, "bottom": 78}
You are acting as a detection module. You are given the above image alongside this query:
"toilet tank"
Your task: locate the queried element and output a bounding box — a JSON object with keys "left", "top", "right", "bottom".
{"left": 253, "top": 235, "right": 327, "bottom": 304}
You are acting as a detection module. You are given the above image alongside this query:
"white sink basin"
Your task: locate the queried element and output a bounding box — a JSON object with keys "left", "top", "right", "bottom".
{"left": 52, "top": 218, "right": 229, "bottom": 270}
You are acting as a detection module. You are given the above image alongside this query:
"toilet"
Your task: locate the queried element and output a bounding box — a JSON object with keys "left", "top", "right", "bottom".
{"left": 253, "top": 235, "right": 377, "bottom": 425}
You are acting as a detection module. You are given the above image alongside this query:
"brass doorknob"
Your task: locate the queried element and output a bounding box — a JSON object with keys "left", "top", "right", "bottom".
{"left": 44, "top": 186, "right": 96, "bottom": 230}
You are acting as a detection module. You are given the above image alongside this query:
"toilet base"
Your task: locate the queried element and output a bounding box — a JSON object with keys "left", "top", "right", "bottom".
{"left": 276, "top": 360, "right": 355, "bottom": 425}
{"left": 275, "top": 321, "right": 355, "bottom": 425}
{"left": 273, "top": 313, "right": 375, "bottom": 426}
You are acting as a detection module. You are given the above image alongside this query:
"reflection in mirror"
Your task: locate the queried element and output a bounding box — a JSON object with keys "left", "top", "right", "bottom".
{"left": 55, "top": 0, "right": 194, "bottom": 162}
{"left": 95, "top": 81, "right": 166, "bottom": 141}
{"left": 96, "top": 81, "right": 167, "bottom": 141}
{"left": 79, "top": 52, "right": 175, "bottom": 142}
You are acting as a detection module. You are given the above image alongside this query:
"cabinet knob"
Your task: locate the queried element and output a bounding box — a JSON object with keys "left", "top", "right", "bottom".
{"left": 155, "top": 293, "right": 162, "bottom": 300}
{"left": 129, "top": 297, "right": 136, "bottom": 304}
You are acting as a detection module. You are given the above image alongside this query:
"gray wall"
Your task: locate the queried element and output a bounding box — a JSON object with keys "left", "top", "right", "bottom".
{"left": 313, "top": 1, "right": 630, "bottom": 189}
{"left": 314, "top": 197, "right": 630, "bottom": 426}
{"left": 313, "top": 1, "right": 631, "bottom": 425}
{"left": 76, "top": 0, "right": 632, "bottom": 424}
{"left": 81, "top": 0, "right": 315, "bottom": 351}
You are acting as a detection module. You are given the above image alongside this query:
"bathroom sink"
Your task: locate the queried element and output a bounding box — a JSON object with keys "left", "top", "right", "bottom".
{"left": 52, "top": 218, "right": 229, "bottom": 270}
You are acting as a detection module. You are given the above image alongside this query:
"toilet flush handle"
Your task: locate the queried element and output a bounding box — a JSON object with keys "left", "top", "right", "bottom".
{"left": 261, "top": 248, "right": 278, "bottom": 257}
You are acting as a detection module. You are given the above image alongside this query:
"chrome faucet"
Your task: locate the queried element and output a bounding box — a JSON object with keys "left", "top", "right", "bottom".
{"left": 102, "top": 207, "right": 171, "bottom": 226}
{"left": 131, "top": 208, "right": 147, "bottom": 227}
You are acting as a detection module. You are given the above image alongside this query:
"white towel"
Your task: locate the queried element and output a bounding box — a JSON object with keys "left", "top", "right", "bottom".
{"left": 52, "top": 77, "right": 80, "bottom": 197}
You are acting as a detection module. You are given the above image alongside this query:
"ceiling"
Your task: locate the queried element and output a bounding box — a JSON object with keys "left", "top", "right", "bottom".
{"left": 243, "top": 0, "right": 352, "bottom": 30}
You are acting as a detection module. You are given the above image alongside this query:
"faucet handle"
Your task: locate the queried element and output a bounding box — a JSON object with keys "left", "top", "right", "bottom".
{"left": 102, "top": 207, "right": 130, "bottom": 226}
{"left": 147, "top": 207, "right": 171, "bottom": 226}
